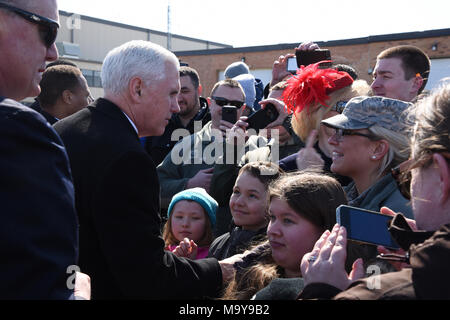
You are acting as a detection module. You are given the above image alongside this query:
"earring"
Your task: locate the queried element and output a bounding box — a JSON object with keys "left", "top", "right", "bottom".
{"left": 372, "top": 156, "right": 377, "bottom": 159}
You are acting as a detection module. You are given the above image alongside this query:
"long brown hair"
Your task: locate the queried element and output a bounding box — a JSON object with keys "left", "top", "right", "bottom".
{"left": 222, "top": 171, "right": 348, "bottom": 300}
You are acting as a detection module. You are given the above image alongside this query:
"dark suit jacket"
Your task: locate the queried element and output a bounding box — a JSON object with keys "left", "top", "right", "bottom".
{"left": 0, "top": 97, "right": 78, "bottom": 300}
{"left": 29, "top": 99, "right": 58, "bottom": 125}
{"left": 54, "top": 98, "right": 222, "bottom": 299}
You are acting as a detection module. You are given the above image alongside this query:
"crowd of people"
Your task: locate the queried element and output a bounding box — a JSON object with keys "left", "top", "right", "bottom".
{"left": 1, "top": 0, "right": 450, "bottom": 301}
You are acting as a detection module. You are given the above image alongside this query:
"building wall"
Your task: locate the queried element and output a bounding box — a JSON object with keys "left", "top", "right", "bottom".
{"left": 56, "top": 11, "right": 230, "bottom": 61}
{"left": 177, "top": 34, "right": 450, "bottom": 97}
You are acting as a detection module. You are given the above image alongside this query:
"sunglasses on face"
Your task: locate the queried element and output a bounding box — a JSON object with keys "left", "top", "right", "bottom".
{"left": 211, "top": 96, "right": 244, "bottom": 109}
{"left": 332, "top": 128, "right": 379, "bottom": 142}
{"left": 0, "top": 2, "right": 59, "bottom": 48}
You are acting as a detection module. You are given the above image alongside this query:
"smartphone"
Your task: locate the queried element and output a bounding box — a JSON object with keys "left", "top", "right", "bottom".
{"left": 295, "top": 49, "right": 332, "bottom": 68}
{"left": 246, "top": 103, "right": 279, "bottom": 133}
{"left": 336, "top": 205, "right": 400, "bottom": 249}
{"left": 222, "top": 105, "right": 238, "bottom": 124}
{"left": 287, "top": 57, "right": 298, "bottom": 74}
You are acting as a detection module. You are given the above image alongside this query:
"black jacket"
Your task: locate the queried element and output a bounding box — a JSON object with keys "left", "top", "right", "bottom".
{"left": 0, "top": 97, "right": 78, "bottom": 299}
{"left": 54, "top": 98, "right": 221, "bottom": 299}
{"left": 209, "top": 226, "right": 267, "bottom": 260}
{"left": 29, "top": 99, "right": 58, "bottom": 124}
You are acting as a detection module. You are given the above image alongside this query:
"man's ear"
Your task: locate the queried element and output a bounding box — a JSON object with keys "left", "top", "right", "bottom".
{"left": 198, "top": 84, "right": 203, "bottom": 96}
{"left": 371, "top": 140, "right": 389, "bottom": 160}
{"left": 62, "top": 90, "right": 73, "bottom": 104}
{"left": 412, "top": 75, "right": 424, "bottom": 94}
{"left": 434, "top": 153, "right": 450, "bottom": 204}
{"left": 129, "top": 77, "right": 143, "bottom": 102}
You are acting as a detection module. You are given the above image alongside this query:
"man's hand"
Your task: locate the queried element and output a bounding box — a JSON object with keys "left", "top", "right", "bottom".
{"left": 301, "top": 225, "right": 365, "bottom": 291}
{"left": 271, "top": 54, "right": 295, "bottom": 87}
{"left": 297, "top": 41, "right": 320, "bottom": 51}
{"left": 186, "top": 168, "right": 214, "bottom": 193}
{"left": 219, "top": 253, "right": 244, "bottom": 283}
{"left": 226, "top": 117, "right": 250, "bottom": 146}
{"left": 74, "top": 272, "right": 91, "bottom": 300}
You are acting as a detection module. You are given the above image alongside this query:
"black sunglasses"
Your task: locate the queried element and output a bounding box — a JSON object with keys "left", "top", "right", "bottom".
{"left": 211, "top": 96, "right": 244, "bottom": 109}
{"left": 0, "top": 2, "right": 59, "bottom": 48}
{"left": 333, "top": 128, "right": 379, "bottom": 142}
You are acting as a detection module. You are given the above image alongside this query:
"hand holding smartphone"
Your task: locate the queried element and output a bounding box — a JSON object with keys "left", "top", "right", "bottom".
{"left": 246, "top": 103, "right": 280, "bottom": 134}
{"left": 286, "top": 49, "right": 332, "bottom": 74}
{"left": 336, "top": 205, "right": 400, "bottom": 249}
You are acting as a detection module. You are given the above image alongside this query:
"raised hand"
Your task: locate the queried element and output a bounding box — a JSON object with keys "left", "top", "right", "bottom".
{"left": 296, "top": 129, "right": 324, "bottom": 171}
{"left": 301, "top": 225, "right": 365, "bottom": 290}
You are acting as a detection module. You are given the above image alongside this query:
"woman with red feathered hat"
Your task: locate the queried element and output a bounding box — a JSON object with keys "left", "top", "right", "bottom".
{"left": 277, "top": 61, "right": 370, "bottom": 186}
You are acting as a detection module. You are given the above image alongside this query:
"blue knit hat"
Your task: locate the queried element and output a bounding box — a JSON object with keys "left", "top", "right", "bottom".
{"left": 167, "top": 188, "right": 218, "bottom": 228}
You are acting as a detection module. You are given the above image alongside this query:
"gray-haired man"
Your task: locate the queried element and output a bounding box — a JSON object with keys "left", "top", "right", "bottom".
{"left": 54, "top": 40, "right": 240, "bottom": 299}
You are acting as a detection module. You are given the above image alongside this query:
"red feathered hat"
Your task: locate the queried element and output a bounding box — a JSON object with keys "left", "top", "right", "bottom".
{"left": 282, "top": 61, "right": 354, "bottom": 114}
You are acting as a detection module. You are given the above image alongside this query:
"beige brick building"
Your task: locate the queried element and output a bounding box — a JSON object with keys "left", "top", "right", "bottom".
{"left": 40, "top": 9, "right": 449, "bottom": 104}
{"left": 176, "top": 29, "right": 450, "bottom": 97}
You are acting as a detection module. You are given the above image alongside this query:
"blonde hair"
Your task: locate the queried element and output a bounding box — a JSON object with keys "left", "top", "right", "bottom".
{"left": 291, "top": 80, "right": 370, "bottom": 141}
{"left": 368, "top": 126, "right": 410, "bottom": 179}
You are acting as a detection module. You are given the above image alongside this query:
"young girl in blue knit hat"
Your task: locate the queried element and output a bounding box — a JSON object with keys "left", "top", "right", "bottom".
{"left": 163, "top": 187, "right": 218, "bottom": 260}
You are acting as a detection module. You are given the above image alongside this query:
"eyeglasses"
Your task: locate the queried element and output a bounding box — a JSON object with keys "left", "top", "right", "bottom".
{"left": 332, "top": 128, "right": 379, "bottom": 142}
{"left": 391, "top": 151, "right": 450, "bottom": 200}
{"left": 211, "top": 96, "right": 244, "bottom": 109}
{"left": 331, "top": 101, "right": 347, "bottom": 114}
{"left": 0, "top": 2, "right": 59, "bottom": 48}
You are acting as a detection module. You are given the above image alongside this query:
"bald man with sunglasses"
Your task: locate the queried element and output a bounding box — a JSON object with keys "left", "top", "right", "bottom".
{"left": 0, "top": 0, "right": 80, "bottom": 299}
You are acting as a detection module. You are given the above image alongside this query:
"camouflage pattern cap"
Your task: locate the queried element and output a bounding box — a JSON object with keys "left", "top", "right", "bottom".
{"left": 321, "top": 96, "right": 413, "bottom": 133}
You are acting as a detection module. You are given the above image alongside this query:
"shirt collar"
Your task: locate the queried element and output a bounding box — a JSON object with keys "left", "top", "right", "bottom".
{"left": 121, "top": 111, "right": 138, "bottom": 135}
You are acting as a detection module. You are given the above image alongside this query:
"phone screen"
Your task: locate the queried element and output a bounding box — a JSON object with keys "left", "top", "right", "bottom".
{"left": 287, "top": 57, "right": 298, "bottom": 73}
{"left": 295, "top": 49, "right": 332, "bottom": 68}
{"left": 336, "top": 205, "right": 399, "bottom": 249}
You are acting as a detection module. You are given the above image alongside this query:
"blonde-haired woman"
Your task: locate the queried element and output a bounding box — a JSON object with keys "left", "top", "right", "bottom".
{"left": 321, "top": 95, "right": 413, "bottom": 217}
{"left": 278, "top": 62, "right": 371, "bottom": 186}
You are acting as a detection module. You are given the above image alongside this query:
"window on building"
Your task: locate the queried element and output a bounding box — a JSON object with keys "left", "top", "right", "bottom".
{"left": 81, "top": 69, "right": 102, "bottom": 88}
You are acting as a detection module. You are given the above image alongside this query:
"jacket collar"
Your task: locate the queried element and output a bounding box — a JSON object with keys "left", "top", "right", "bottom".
{"left": 92, "top": 98, "right": 139, "bottom": 140}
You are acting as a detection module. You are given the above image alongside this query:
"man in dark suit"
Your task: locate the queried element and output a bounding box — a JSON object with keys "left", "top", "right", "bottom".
{"left": 54, "top": 40, "right": 239, "bottom": 299}
{"left": 0, "top": 0, "right": 79, "bottom": 299}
